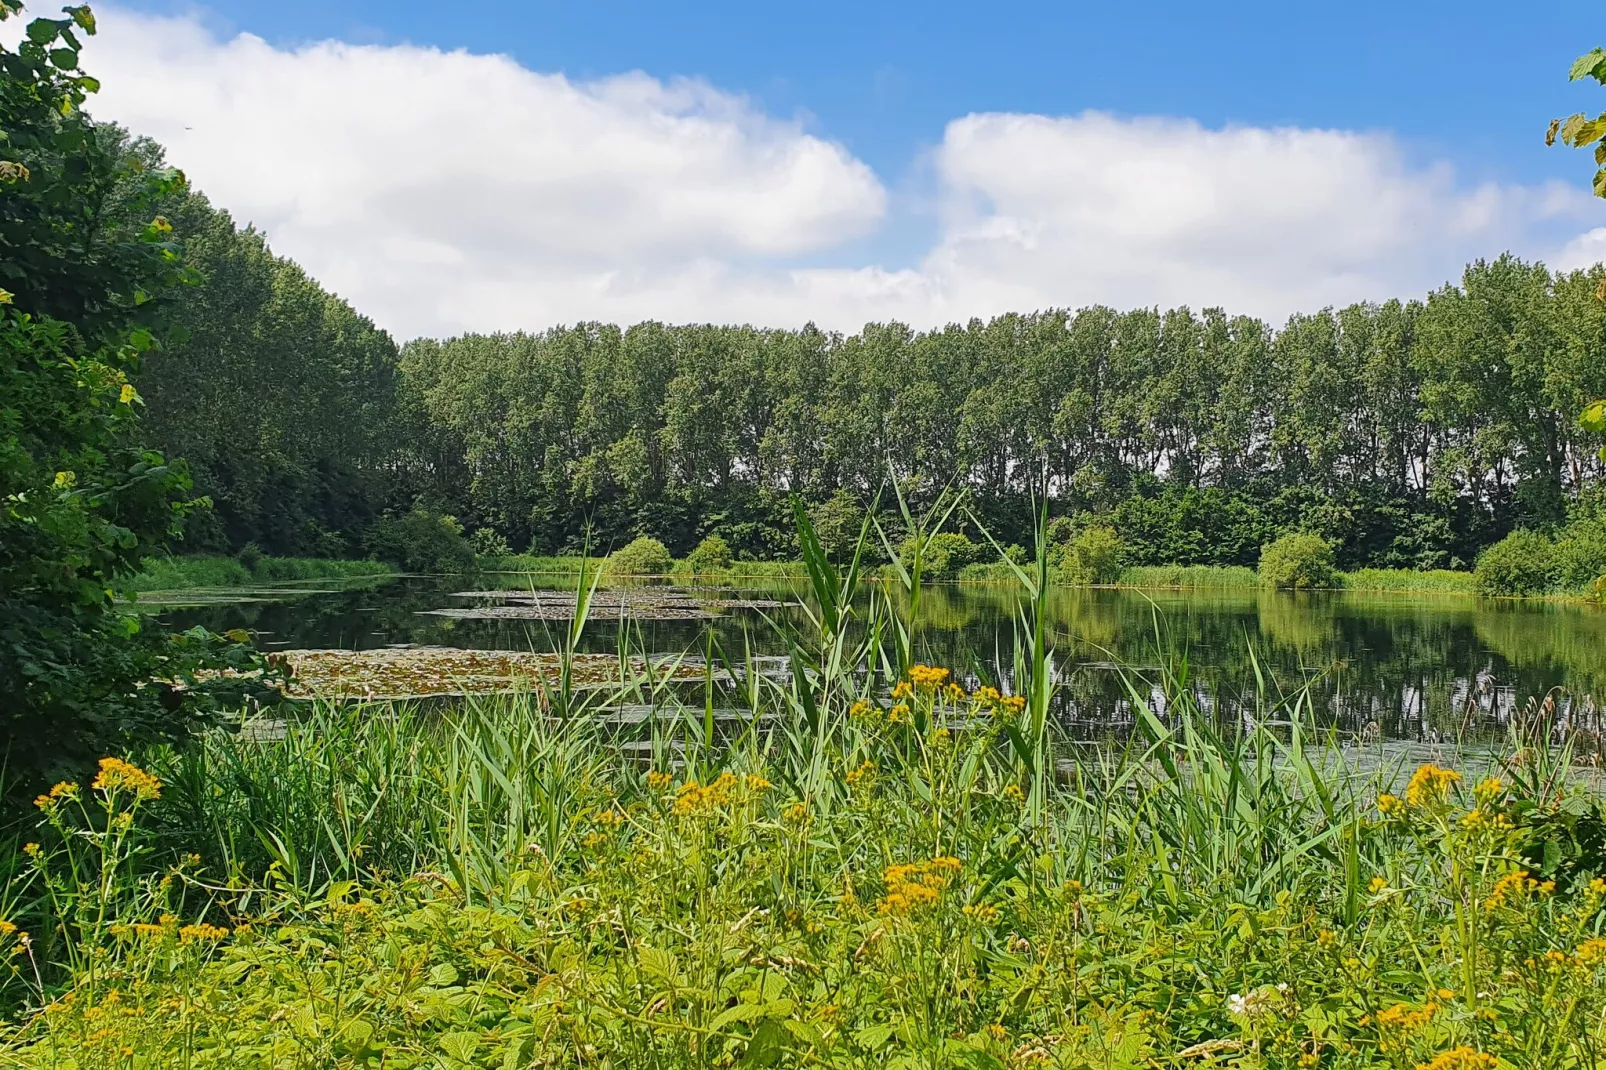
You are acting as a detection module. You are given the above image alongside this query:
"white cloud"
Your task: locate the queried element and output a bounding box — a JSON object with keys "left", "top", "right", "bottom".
{"left": 75, "top": 7, "right": 1606, "bottom": 338}
{"left": 1556, "top": 227, "right": 1606, "bottom": 273}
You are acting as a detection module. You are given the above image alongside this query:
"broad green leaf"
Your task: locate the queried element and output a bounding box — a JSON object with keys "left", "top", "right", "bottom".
{"left": 854, "top": 1022, "right": 895, "bottom": 1049}
{"left": 439, "top": 1032, "right": 480, "bottom": 1062}
{"left": 1581, "top": 400, "right": 1606, "bottom": 433}
{"left": 1570, "top": 47, "right": 1606, "bottom": 83}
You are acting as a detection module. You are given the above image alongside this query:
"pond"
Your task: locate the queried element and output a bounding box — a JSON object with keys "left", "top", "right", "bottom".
{"left": 143, "top": 574, "right": 1606, "bottom": 749}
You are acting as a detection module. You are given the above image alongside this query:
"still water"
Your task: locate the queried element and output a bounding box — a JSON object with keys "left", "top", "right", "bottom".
{"left": 149, "top": 575, "right": 1606, "bottom": 748}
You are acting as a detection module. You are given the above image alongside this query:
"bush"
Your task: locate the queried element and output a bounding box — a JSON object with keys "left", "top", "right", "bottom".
{"left": 1474, "top": 530, "right": 1557, "bottom": 596}
{"left": 470, "top": 526, "right": 513, "bottom": 559}
{"left": 683, "top": 535, "right": 733, "bottom": 574}
{"left": 1059, "top": 524, "right": 1123, "bottom": 585}
{"left": 1258, "top": 532, "right": 1339, "bottom": 589}
{"left": 1553, "top": 517, "right": 1606, "bottom": 591}
{"left": 366, "top": 509, "right": 477, "bottom": 574}
{"left": 607, "top": 536, "right": 673, "bottom": 577}
{"left": 899, "top": 532, "right": 982, "bottom": 581}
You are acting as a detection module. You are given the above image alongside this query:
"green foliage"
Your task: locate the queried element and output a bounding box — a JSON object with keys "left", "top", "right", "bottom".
{"left": 897, "top": 531, "right": 980, "bottom": 581}
{"left": 1474, "top": 530, "right": 1559, "bottom": 596}
{"left": 1554, "top": 516, "right": 1606, "bottom": 590}
{"left": 364, "top": 508, "right": 475, "bottom": 574}
{"left": 6, "top": 683, "right": 1606, "bottom": 1065}
{"left": 1058, "top": 523, "right": 1123, "bottom": 584}
{"left": 1258, "top": 532, "right": 1340, "bottom": 589}
{"left": 1117, "top": 564, "right": 1260, "bottom": 588}
{"left": 683, "top": 534, "right": 733, "bottom": 574}
{"left": 606, "top": 535, "right": 673, "bottom": 577}
{"left": 468, "top": 526, "right": 511, "bottom": 558}
{"left": 1338, "top": 568, "right": 1477, "bottom": 594}
{"left": 1547, "top": 47, "right": 1606, "bottom": 199}
{"left": 0, "top": 4, "right": 272, "bottom": 794}
{"left": 124, "top": 554, "right": 391, "bottom": 591}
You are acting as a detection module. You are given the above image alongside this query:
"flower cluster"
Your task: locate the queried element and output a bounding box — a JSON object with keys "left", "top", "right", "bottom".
{"left": 91, "top": 758, "right": 162, "bottom": 802}
{"left": 1483, "top": 869, "right": 1554, "bottom": 912}
{"left": 878, "top": 856, "right": 962, "bottom": 915}
{"left": 907, "top": 665, "right": 950, "bottom": 690}
{"left": 672, "top": 772, "right": 739, "bottom": 816}
{"left": 844, "top": 759, "right": 875, "bottom": 788}
{"left": 1404, "top": 764, "right": 1460, "bottom": 808}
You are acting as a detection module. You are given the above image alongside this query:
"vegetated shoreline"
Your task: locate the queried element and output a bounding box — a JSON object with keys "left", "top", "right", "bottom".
{"left": 124, "top": 553, "right": 395, "bottom": 593}
{"left": 128, "top": 552, "right": 1606, "bottom": 603}
{"left": 488, "top": 554, "right": 1505, "bottom": 597}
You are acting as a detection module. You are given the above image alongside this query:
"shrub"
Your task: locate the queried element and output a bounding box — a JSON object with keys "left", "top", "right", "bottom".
{"left": 607, "top": 536, "right": 673, "bottom": 577}
{"left": 684, "top": 535, "right": 733, "bottom": 574}
{"left": 1258, "top": 532, "right": 1339, "bottom": 589}
{"left": 366, "top": 508, "right": 477, "bottom": 574}
{"left": 1474, "top": 530, "right": 1557, "bottom": 596}
{"left": 1553, "top": 517, "right": 1606, "bottom": 591}
{"left": 470, "top": 526, "right": 513, "bottom": 559}
{"left": 899, "top": 532, "right": 981, "bottom": 581}
{"left": 1059, "top": 524, "right": 1123, "bottom": 585}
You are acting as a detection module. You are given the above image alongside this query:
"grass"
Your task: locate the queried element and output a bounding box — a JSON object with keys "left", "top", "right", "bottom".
{"left": 125, "top": 554, "right": 393, "bottom": 592}
{"left": 1117, "top": 564, "right": 1261, "bottom": 588}
{"left": 485, "top": 553, "right": 810, "bottom": 582}
{"left": 4, "top": 510, "right": 1604, "bottom": 1066}
{"left": 1341, "top": 568, "right": 1478, "bottom": 594}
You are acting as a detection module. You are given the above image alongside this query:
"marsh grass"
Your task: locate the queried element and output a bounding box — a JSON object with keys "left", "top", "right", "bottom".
{"left": 3, "top": 505, "right": 1605, "bottom": 1067}
{"left": 125, "top": 554, "right": 393, "bottom": 592}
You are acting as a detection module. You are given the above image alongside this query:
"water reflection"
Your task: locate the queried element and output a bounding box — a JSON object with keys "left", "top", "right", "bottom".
{"left": 152, "top": 576, "right": 1606, "bottom": 747}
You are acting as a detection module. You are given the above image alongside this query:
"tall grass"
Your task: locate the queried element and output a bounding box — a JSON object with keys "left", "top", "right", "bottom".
{"left": 1118, "top": 563, "right": 1260, "bottom": 588}
{"left": 125, "top": 554, "right": 392, "bottom": 592}
{"left": 6, "top": 497, "right": 1606, "bottom": 1064}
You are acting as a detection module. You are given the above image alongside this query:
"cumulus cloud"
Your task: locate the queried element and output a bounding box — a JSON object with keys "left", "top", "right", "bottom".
{"left": 72, "top": 7, "right": 1606, "bottom": 338}
{"left": 1556, "top": 227, "right": 1606, "bottom": 273}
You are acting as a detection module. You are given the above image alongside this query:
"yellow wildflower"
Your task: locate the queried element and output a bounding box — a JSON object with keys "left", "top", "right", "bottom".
{"left": 744, "top": 774, "right": 772, "bottom": 793}
{"left": 1575, "top": 938, "right": 1606, "bottom": 966}
{"left": 783, "top": 802, "right": 809, "bottom": 823}
{"left": 891, "top": 681, "right": 913, "bottom": 700}
{"left": 1368, "top": 876, "right": 1389, "bottom": 895}
{"left": 1472, "top": 777, "right": 1504, "bottom": 804}
{"left": 888, "top": 703, "right": 910, "bottom": 724}
{"left": 1414, "top": 1047, "right": 1497, "bottom": 1070}
{"left": 1377, "top": 793, "right": 1405, "bottom": 816}
{"left": 0, "top": 921, "right": 15, "bottom": 938}
{"left": 1404, "top": 764, "right": 1460, "bottom": 808}
{"left": 119, "top": 383, "right": 140, "bottom": 405}
{"left": 1001, "top": 694, "right": 1027, "bottom": 713}
{"left": 849, "top": 699, "right": 874, "bottom": 719}
{"left": 1484, "top": 869, "right": 1545, "bottom": 912}
{"left": 1589, "top": 877, "right": 1606, "bottom": 896}
{"left": 844, "top": 759, "right": 875, "bottom": 788}
{"left": 972, "top": 685, "right": 1002, "bottom": 706}
{"left": 964, "top": 903, "right": 1000, "bottom": 923}
{"left": 92, "top": 757, "right": 162, "bottom": 801}
{"left": 944, "top": 682, "right": 966, "bottom": 702}
{"left": 1002, "top": 784, "right": 1025, "bottom": 806}
{"left": 646, "top": 770, "right": 673, "bottom": 791}
{"left": 177, "top": 923, "right": 229, "bottom": 944}
{"left": 908, "top": 664, "right": 950, "bottom": 689}
{"left": 878, "top": 856, "right": 962, "bottom": 915}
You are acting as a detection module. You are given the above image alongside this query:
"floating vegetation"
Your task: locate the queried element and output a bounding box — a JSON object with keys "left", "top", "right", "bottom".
{"left": 266, "top": 646, "right": 708, "bottom": 700}
{"left": 426, "top": 587, "right": 792, "bottom": 622}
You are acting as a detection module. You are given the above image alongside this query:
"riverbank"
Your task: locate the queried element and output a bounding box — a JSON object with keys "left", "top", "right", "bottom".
{"left": 125, "top": 554, "right": 394, "bottom": 592}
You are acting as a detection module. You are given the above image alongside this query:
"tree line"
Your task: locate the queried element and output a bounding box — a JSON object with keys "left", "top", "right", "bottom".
{"left": 127, "top": 204, "right": 1606, "bottom": 572}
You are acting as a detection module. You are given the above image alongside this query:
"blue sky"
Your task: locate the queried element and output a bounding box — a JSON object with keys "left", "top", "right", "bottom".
{"left": 116, "top": 0, "right": 1606, "bottom": 185}
{"left": 82, "top": 0, "right": 1606, "bottom": 337}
